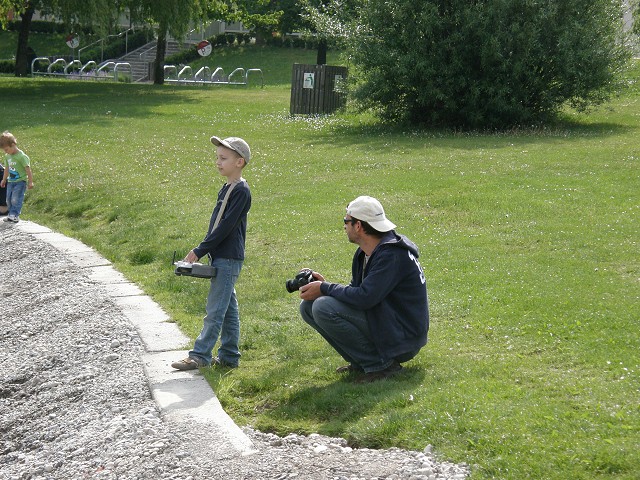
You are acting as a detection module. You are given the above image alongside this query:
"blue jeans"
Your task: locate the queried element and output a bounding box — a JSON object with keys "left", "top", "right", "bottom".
{"left": 6, "top": 181, "right": 26, "bottom": 218}
{"left": 300, "top": 296, "right": 395, "bottom": 373}
{"left": 189, "top": 258, "right": 243, "bottom": 366}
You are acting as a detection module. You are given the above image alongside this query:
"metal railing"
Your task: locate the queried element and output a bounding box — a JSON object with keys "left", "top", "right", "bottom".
{"left": 78, "top": 28, "right": 134, "bottom": 63}
{"left": 178, "top": 65, "right": 193, "bottom": 82}
{"left": 195, "top": 66, "right": 211, "bottom": 82}
{"left": 245, "top": 69, "right": 264, "bottom": 88}
{"left": 30, "top": 57, "right": 132, "bottom": 82}
{"left": 163, "top": 64, "right": 263, "bottom": 87}
{"left": 64, "top": 60, "right": 82, "bottom": 75}
{"left": 80, "top": 61, "right": 97, "bottom": 75}
{"left": 138, "top": 42, "right": 158, "bottom": 61}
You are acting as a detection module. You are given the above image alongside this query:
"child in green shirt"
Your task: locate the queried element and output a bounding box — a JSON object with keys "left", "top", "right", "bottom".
{"left": 0, "top": 131, "right": 34, "bottom": 223}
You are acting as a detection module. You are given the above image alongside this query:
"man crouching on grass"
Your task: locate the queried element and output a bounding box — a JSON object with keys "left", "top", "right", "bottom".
{"left": 299, "top": 196, "right": 429, "bottom": 383}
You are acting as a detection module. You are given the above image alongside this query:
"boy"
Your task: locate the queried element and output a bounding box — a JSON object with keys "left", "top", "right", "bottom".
{"left": 1, "top": 131, "right": 34, "bottom": 223}
{"left": 172, "top": 136, "right": 252, "bottom": 370}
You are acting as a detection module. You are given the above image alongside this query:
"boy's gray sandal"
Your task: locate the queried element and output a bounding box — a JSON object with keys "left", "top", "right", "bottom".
{"left": 171, "top": 357, "right": 201, "bottom": 370}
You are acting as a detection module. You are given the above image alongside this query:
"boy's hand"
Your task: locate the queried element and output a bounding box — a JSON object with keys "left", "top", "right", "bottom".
{"left": 184, "top": 250, "right": 199, "bottom": 263}
{"left": 0, "top": 180, "right": 5, "bottom": 188}
{"left": 27, "top": 181, "right": 34, "bottom": 190}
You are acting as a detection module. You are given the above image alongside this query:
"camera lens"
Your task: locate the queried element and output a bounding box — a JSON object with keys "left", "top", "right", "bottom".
{"left": 285, "top": 279, "right": 298, "bottom": 293}
{"left": 285, "top": 269, "right": 313, "bottom": 293}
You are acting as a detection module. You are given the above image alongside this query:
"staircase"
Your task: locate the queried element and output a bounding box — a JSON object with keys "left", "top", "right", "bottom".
{"left": 117, "top": 40, "right": 185, "bottom": 83}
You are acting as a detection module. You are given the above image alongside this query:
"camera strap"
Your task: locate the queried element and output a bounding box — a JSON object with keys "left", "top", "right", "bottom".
{"left": 211, "top": 177, "right": 244, "bottom": 232}
{"left": 207, "top": 178, "right": 244, "bottom": 265}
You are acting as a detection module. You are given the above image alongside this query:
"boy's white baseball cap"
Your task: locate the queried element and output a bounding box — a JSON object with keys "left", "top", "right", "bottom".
{"left": 211, "top": 136, "right": 251, "bottom": 163}
{"left": 346, "top": 196, "right": 397, "bottom": 232}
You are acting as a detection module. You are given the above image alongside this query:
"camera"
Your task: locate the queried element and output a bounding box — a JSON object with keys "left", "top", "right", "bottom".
{"left": 286, "top": 268, "right": 314, "bottom": 293}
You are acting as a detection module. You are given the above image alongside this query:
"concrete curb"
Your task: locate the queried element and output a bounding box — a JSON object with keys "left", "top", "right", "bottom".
{"left": 15, "top": 220, "right": 256, "bottom": 457}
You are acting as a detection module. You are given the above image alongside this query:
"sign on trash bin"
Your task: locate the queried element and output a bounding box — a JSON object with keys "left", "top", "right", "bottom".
{"left": 303, "top": 73, "right": 315, "bottom": 89}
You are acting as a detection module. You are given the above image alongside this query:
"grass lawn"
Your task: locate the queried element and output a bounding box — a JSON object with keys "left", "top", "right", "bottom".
{"left": 170, "top": 44, "right": 325, "bottom": 86}
{"left": 0, "top": 30, "right": 96, "bottom": 60}
{"left": 0, "top": 46, "right": 638, "bottom": 479}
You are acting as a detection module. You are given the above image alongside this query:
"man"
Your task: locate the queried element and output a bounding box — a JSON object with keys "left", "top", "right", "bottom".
{"left": 299, "top": 196, "right": 429, "bottom": 383}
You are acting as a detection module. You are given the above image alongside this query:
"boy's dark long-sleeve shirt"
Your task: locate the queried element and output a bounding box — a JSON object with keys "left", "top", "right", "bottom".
{"left": 193, "top": 180, "right": 251, "bottom": 260}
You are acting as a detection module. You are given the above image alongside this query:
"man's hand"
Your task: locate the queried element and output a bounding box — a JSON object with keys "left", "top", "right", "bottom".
{"left": 299, "top": 281, "right": 323, "bottom": 301}
{"left": 310, "top": 271, "right": 325, "bottom": 282}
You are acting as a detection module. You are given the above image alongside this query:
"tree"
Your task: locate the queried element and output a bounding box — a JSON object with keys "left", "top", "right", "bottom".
{"left": 237, "top": 0, "right": 338, "bottom": 65}
{"left": 1, "top": 0, "right": 128, "bottom": 76}
{"left": 128, "top": 0, "right": 226, "bottom": 84}
{"left": 301, "top": 0, "right": 362, "bottom": 64}
{"left": 0, "top": 0, "right": 21, "bottom": 29}
{"left": 15, "top": 1, "right": 35, "bottom": 77}
{"left": 631, "top": 0, "right": 640, "bottom": 37}
{"left": 0, "top": 0, "right": 221, "bottom": 81}
{"left": 231, "top": 0, "right": 282, "bottom": 45}
{"left": 0, "top": 0, "right": 38, "bottom": 76}
{"left": 309, "top": 0, "right": 632, "bottom": 128}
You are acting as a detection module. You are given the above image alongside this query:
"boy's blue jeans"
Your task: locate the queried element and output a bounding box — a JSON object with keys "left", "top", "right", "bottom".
{"left": 300, "top": 296, "right": 395, "bottom": 373}
{"left": 189, "top": 258, "right": 243, "bottom": 367}
{"left": 6, "top": 181, "right": 26, "bottom": 218}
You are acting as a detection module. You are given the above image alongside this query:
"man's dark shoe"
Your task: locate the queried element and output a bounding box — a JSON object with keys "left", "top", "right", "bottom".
{"left": 213, "top": 356, "right": 238, "bottom": 368}
{"left": 336, "top": 364, "right": 364, "bottom": 374}
{"left": 354, "top": 361, "right": 402, "bottom": 384}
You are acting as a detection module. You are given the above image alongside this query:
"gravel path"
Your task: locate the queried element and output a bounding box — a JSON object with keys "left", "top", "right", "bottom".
{"left": 0, "top": 222, "right": 470, "bottom": 480}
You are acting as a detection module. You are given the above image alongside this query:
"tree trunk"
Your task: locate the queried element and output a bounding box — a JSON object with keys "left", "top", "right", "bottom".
{"left": 254, "top": 30, "right": 266, "bottom": 46}
{"left": 316, "top": 38, "right": 327, "bottom": 65}
{"left": 15, "top": 2, "right": 35, "bottom": 77}
{"left": 153, "top": 23, "right": 168, "bottom": 85}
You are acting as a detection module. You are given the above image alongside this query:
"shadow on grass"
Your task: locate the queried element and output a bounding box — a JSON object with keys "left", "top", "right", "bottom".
{"left": 207, "top": 361, "right": 428, "bottom": 443}
{"left": 0, "top": 77, "right": 202, "bottom": 129}
{"left": 302, "top": 114, "right": 635, "bottom": 152}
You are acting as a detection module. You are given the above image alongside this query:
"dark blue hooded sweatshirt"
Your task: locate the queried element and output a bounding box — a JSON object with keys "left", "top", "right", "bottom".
{"left": 320, "top": 230, "right": 429, "bottom": 361}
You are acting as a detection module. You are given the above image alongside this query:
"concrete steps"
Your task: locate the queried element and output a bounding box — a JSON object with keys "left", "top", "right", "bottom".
{"left": 117, "top": 40, "right": 186, "bottom": 82}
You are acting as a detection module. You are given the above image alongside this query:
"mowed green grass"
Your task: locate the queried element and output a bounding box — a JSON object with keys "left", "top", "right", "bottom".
{"left": 0, "top": 30, "right": 74, "bottom": 60}
{"left": 172, "top": 43, "right": 324, "bottom": 85}
{"left": 0, "top": 49, "right": 638, "bottom": 479}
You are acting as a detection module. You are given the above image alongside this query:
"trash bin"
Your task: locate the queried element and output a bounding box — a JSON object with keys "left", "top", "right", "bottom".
{"left": 290, "top": 64, "right": 348, "bottom": 115}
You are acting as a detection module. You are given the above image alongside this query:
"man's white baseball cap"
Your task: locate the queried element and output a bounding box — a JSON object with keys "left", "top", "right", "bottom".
{"left": 346, "top": 196, "right": 397, "bottom": 232}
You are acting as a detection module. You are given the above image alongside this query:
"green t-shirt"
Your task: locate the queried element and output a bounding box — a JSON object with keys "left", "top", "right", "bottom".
{"left": 4, "top": 149, "right": 30, "bottom": 183}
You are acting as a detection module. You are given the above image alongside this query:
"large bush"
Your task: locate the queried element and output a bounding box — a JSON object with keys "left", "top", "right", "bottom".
{"left": 348, "top": 0, "right": 631, "bottom": 128}
{"left": 0, "top": 59, "right": 15, "bottom": 73}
